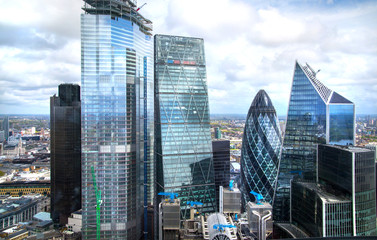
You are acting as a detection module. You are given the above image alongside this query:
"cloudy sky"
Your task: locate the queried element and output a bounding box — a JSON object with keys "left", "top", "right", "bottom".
{"left": 0, "top": 0, "right": 376, "bottom": 116}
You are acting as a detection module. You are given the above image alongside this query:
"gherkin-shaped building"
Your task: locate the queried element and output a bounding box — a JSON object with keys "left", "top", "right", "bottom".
{"left": 241, "top": 90, "right": 282, "bottom": 207}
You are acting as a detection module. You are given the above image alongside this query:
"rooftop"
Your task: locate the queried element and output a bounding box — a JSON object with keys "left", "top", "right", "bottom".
{"left": 294, "top": 181, "right": 350, "bottom": 203}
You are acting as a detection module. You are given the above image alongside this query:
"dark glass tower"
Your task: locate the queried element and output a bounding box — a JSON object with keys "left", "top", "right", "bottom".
{"left": 212, "top": 140, "right": 231, "bottom": 210}
{"left": 50, "top": 84, "right": 81, "bottom": 225}
{"left": 240, "top": 90, "right": 282, "bottom": 207}
{"left": 274, "top": 61, "right": 355, "bottom": 221}
{"left": 155, "top": 34, "right": 217, "bottom": 217}
{"left": 81, "top": 0, "right": 154, "bottom": 238}
{"left": 317, "top": 145, "right": 376, "bottom": 236}
{"left": 291, "top": 145, "right": 377, "bottom": 237}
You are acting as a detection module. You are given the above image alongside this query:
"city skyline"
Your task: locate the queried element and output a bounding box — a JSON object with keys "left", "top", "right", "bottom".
{"left": 0, "top": 0, "right": 377, "bottom": 116}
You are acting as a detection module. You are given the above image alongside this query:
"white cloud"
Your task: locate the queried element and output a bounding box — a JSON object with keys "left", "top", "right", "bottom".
{"left": 0, "top": 0, "right": 376, "bottom": 115}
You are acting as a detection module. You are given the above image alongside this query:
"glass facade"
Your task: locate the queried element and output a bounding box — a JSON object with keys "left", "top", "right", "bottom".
{"left": 212, "top": 140, "right": 231, "bottom": 210}
{"left": 81, "top": 1, "right": 153, "bottom": 238}
{"left": 291, "top": 181, "right": 353, "bottom": 237}
{"left": 329, "top": 104, "right": 354, "bottom": 145}
{"left": 274, "top": 61, "right": 355, "bottom": 221}
{"left": 155, "top": 35, "right": 217, "bottom": 217}
{"left": 50, "top": 84, "right": 81, "bottom": 225}
{"left": 318, "top": 145, "right": 377, "bottom": 236}
{"left": 240, "top": 90, "right": 282, "bottom": 206}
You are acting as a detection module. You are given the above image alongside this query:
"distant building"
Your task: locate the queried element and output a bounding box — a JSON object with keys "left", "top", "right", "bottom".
{"left": 274, "top": 61, "right": 355, "bottom": 221}
{"left": 50, "top": 84, "right": 81, "bottom": 225}
{"left": 0, "top": 181, "right": 50, "bottom": 197}
{"left": 291, "top": 145, "right": 376, "bottom": 237}
{"left": 155, "top": 34, "right": 217, "bottom": 217}
{"left": 212, "top": 140, "right": 230, "bottom": 210}
{"left": 214, "top": 127, "right": 222, "bottom": 139}
{"left": 3, "top": 116, "right": 9, "bottom": 142}
{"left": 241, "top": 90, "right": 282, "bottom": 206}
{"left": 0, "top": 196, "right": 48, "bottom": 230}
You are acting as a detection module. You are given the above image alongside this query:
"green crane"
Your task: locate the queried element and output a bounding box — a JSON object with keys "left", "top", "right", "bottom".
{"left": 91, "top": 166, "right": 102, "bottom": 240}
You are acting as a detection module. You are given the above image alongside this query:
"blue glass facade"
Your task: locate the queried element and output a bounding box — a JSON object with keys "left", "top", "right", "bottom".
{"left": 81, "top": 1, "right": 153, "bottom": 238}
{"left": 240, "top": 90, "right": 282, "bottom": 207}
{"left": 274, "top": 61, "right": 355, "bottom": 221}
{"left": 155, "top": 35, "right": 217, "bottom": 217}
{"left": 329, "top": 104, "right": 354, "bottom": 145}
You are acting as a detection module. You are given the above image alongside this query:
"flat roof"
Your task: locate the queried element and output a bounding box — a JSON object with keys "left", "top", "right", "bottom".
{"left": 294, "top": 182, "right": 350, "bottom": 203}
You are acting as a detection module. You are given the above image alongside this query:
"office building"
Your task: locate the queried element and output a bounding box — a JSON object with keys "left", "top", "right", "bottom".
{"left": 212, "top": 140, "right": 230, "bottom": 209}
{"left": 81, "top": 0, "right": 154, "bottom": 238}
{"left": 241, "top": 90, "right": 282, "bottom": 206}
{"left": 291, "top": 181, "right": 353, "bottom": 237}
{"left": 214, "top": 127, "right": 221, "bottom": 139}
{"left": 2, "top": 116, "right": 9, "bottom": 142}
{"left": 291, "top": 145, "right": 376, "bottom": 237}
{"left": 155, "top": 35, "right": 217, "bottom": 217}
{"left": 50, "top": 84, "right": 81, "bottom": 225}
{"left": 274, "top": 61, "right": 355, "bottom": 221}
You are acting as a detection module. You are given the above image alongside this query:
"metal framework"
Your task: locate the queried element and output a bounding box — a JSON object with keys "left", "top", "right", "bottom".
{"left": 82, "top": 0, "right": 152, "bottom": 35}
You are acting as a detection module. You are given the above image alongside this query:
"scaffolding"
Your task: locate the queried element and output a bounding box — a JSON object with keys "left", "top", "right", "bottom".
{"left": 82, "top": 0, "right": 152, "bottom": 36}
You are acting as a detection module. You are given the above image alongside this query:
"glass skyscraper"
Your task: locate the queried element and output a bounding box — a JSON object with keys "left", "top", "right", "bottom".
{"left": 291, "top": 145, "right": 377, "bottom": 237}
{"left": 240, "top": 90, "right": 282, "bottom": 207}
{"left": 274, "top": 61, "right": 355, "bottom": 221}
{"left": 50, "top": 84, "right": 81, "bottom": 225}
{"left": 154, "top": 35, "right": 217, "bottom": 217}
{"left": 81, "top": 0, "right": 154, "bottom": 239}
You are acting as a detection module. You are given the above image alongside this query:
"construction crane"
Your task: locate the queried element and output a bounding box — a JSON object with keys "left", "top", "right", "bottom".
{"left": 187, "top": 201, "right": 203, "bottom": 207}
{"left": 213, "top": 224, "right": 236, "bottom": 232}
{"left": 250, "top": 191, "right": 263, "bottom": 205}
{"left": 158, "top": 192, "right": 178, "bottom": 203}
{"left": 136, "top": 3, "right": 146, "bottom": 11}
{"left": 91, "top": 166, "right": 102, "bottom": 240}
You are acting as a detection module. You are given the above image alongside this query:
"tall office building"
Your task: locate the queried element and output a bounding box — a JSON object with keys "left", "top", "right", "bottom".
{"left": 240, "top": 90, "right": 282, "bottom": 206}
{"left": 274, "top": 61, "right": 355, "bottom": 221}
{"left": 81, "top": 0, "right": 154, "bottom": 239}
{"left": 3, "top": 116, "right": 9, "bottom": 142}
{"left": 291, "top": 144, "right": 376, "bottom": 237}
{"left": 50, "top": 84, "right": 81, "bottom": 225}
{"left": 214, "top": 127, "right": 222, "bottom": 139}
{"left": 155, "top": 35, "right": 217, "bottom": 217}
{"left": 212, "top": 140, "right": 231, "bottom": 210}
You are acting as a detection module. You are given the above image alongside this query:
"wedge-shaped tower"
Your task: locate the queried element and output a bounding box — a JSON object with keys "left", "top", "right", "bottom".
{"left": 274, "top": 61, "right": 355, "bottom": 221}
{"left": 241, "top": 90, "right": 282, "bottom": 207}
{"left": 155, "top": 35, "right": 217, "bottom": 217}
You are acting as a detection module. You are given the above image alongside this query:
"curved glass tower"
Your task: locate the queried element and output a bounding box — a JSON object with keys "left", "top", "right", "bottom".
{"left": 241, "top": 90, "right": 282, "bottom": 206}
{"left": 274, "top": 61, "right": 355, "bottom": 221}
{"left": 81, "top": 1, "right": 154, "bottom": 239}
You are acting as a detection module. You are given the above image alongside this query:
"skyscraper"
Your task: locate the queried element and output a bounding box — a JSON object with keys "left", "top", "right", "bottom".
{"left": 154, "top": 34, "right": 217, "bottom": 217}
{"left": 274, "top": 61, "right": 355, "bottom": 221}
{"left": 50, "top": 84, "right": 81, "bottom": 225}
{"left": 240, "top": 90, "right": 282, "bottom": 207}
{"left": 291, "top": 144, "right": 376, "bottom": 237}
{"left": 81, "top": 0, "right": 154, "bottom": 238}
{"left": 212, "top": 140, "right": 231, "bottom": 210}
{"left": 3, "top": 116, "right": 9, "bottom": 142}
